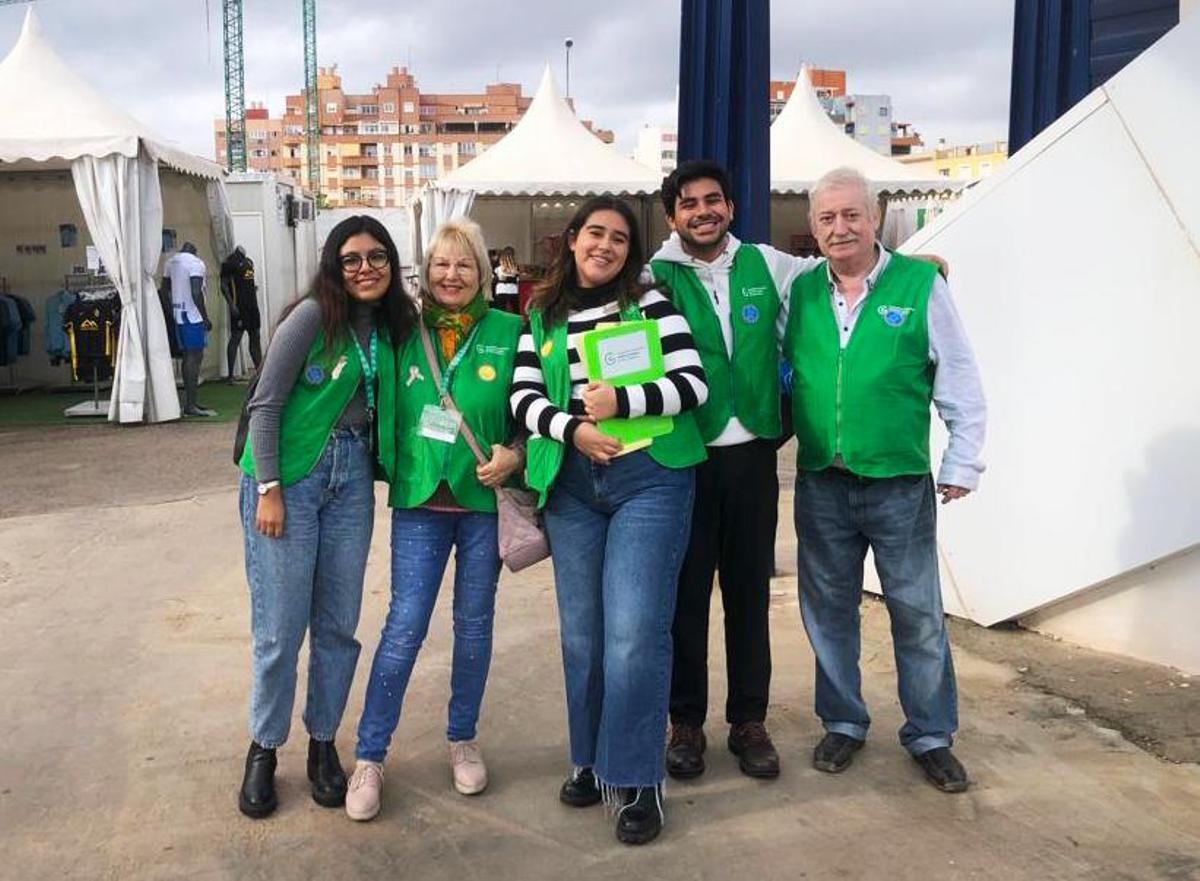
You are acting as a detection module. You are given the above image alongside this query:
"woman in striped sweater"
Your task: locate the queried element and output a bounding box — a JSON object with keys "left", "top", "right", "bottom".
{"left": 510, "top": 196, "right": 708, "bottom": 845}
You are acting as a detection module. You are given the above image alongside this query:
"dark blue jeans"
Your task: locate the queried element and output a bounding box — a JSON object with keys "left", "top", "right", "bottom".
{"left": 544, "top": 449, "right": 695, "bottom": 789}
{"left": 355, "top": 507, "right": 501, "bottom": 762}
{"left": 794, "top": 469, "right": 957, "bottom": 756}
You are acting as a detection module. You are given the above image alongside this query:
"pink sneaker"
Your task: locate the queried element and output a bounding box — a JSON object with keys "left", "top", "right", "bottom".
{"left": 345, "top": 760, "right": 384, "bottom": 821}
{"left": 449, "top": 740, "right": 488, "bottom": 795}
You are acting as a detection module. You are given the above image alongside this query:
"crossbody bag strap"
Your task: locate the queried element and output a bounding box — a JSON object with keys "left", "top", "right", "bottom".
{"left": 418, "top": 319, "right": 490, "bottom": 466}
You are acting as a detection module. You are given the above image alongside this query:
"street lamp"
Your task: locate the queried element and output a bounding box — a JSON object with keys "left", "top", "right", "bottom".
{"left": 565, "top": 38, "right": 574, "bottom": 99}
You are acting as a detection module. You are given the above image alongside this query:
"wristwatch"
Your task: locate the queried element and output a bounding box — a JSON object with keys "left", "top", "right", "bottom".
{"left": 256, "top": 480, "right": 280, "bottom": 495}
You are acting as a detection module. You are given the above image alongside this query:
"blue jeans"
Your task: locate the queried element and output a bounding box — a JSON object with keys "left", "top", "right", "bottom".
{"left": 240, "top": 429, "right": 375, "bottom": 748}
{"left": 794, "top": 469, "right": 957, "bottom": 756}
{"left": 355, "top": 507, "right": 501, "bottom": 761}
{"left": 544, "top": 449, "right": 695, "bottom": 789}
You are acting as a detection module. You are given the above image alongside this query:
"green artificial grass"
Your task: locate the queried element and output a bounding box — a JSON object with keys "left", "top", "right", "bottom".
{"left": 0, "top": 380, "right": 250, "bottom": 427}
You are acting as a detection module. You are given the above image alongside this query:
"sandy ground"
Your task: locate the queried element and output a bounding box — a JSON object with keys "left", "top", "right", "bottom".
{"left": 1, "top": 423, "right": 1198, "bottom": 880}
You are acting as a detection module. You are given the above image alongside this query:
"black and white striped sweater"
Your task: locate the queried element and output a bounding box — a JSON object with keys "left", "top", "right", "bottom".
{"left": 510, "top": 284, "right": 709, "bottom": 445}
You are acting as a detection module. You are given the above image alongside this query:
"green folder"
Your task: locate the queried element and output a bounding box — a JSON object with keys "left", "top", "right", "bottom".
{"left": 579, "top": 319, "right": 674, "bottom": 448}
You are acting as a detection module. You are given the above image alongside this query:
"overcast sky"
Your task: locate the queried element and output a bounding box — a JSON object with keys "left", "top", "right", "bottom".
{"left": 0, "top": 0, "right": 1014, "bottom": 159}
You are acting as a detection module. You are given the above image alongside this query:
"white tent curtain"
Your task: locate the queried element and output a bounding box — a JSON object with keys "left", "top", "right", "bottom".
{"left": 206, "top": 179, "right": 236, "bottom": 262}
{"left": 418, "top": 187, "right": 475, "bottom": 251}
{"left": 72, "top": 150, "right": 179, "bottom": 423}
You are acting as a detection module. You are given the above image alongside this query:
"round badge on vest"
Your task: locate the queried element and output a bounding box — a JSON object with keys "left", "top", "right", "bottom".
{"left": 477, "top": 364, "right": 497, "bottom": 382}
{"left": 878, "top": 305, "right": 912, "bottom": 327}
{"left": 741, "top": 304, "right": 760, "bottom": 324}
{"left": 304, "top": 364, "right": 325, "bottom": 385}
{"left": 540, "top": 339, "right": 554, "bottom": 357}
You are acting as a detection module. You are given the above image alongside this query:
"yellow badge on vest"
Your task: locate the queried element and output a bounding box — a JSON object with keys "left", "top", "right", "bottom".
{"left": 477, "top": 364, "right": 497, "bottom": 382}
{"left": 540, "top": 339, "right": 554, "bottom": 357}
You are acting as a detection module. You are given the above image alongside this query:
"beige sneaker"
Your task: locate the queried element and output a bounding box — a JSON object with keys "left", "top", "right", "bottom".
{"left": 449, "top": 740, "right": 488, "bottom": 795}
{"left": 345, "top": 760, "right": 384, "bottom": 821}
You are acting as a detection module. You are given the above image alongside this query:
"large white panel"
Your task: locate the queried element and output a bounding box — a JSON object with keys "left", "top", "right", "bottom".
{"left": 1104, "top": 13, "right": 1200, "bottom": 243}
{"left": 904, "top": 101, "right": 1200, "bottom": 625}
{"left": 1022, "top": 547, "right": 1200, "bottom": 674}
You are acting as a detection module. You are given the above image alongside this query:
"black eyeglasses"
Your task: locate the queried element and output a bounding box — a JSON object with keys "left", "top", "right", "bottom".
{"left": 339, "top": 249, "right": 390, "bottom": 273}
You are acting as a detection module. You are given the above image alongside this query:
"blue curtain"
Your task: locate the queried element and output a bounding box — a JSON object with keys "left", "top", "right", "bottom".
{"left": 676, "top": 0, "right": 770, "bottom": 242}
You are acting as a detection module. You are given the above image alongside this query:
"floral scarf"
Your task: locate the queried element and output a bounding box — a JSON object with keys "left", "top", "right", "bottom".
{"left": 421, "top": 292, "right": 488, "bottom": 362}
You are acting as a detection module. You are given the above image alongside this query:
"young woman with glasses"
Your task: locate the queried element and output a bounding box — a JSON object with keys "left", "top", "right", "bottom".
{"left": 235, "top": 215, "right": 417, "bottom": 819}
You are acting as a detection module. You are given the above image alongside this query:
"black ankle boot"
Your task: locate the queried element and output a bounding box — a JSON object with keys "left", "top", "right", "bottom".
{"left": 559, "top": 766, "right": 601, "bottom": 807}
{"left": 238, "top": 742, "right": 277, "bottom": 818}
{"left": 615, "top": 786, "right": 663, "bottom": 845}
{"left": 307, "top": 738, "right": 347, "bottom": 807}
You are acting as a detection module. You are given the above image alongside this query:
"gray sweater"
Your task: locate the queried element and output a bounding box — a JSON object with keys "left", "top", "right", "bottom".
{"left": 246, "top": 298, "right": 377, "bottom": 483}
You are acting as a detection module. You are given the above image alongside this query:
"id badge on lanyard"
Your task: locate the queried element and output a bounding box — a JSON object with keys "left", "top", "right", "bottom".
{"left": 417, "top": 325, "right": 478, "bottom": 444}
{"left": 418, "top": 402, "right": 463, "bottom": 444}
{"left": 351, "top": 330, "right": 379, "bottom": 454}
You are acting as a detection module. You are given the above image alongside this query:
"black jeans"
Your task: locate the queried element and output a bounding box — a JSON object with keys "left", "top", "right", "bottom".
{"left": 670, "top": 439, "right": 778, "bottom": 727}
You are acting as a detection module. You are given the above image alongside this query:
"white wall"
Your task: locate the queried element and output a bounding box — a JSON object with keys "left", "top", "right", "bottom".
{"left": 1022, "top": 547, "right": 1200, "bottom": 674}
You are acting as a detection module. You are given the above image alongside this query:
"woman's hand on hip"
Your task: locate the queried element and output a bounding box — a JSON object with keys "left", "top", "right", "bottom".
{"left": 572, "top": 423, "right": 622, "bottom": 465}
{"left": 477, "top": 444, "right": 520, "bottom": 487}
{"left": 255, "top": 489, "right": 285, "bottom": 538}
{"left": 582, "top": 382, "right": 618, "bottom": 421}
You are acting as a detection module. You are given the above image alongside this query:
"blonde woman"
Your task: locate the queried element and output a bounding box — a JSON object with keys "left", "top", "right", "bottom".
{"left": 346, "top": 220, "right": 524, "bottom": 820}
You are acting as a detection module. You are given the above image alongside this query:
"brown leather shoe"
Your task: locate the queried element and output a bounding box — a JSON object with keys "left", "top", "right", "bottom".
{"left": 666, "top": 723, "right": 706, "bottom": 780}
{"left": 728, "top": 722, "right": 780, "bottom": 779}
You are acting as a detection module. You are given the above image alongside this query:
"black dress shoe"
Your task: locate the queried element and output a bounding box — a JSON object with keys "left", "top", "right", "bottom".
{"left": 812, "top": 732, "right": 864, "bottom": 774}
{"left": 307, "top": 738, "right": 347, "bottom": 807}
{"left": 615, "top": 786, "right": 663, "bottom": 845}
{"left": 914, "top": 747, "right": 969, "bottom": 793}
{"left": 238, "top": 742, "right": 278, "bottom": 818}
{"left": 728, "top": 722, "right": 780, "bottom": 779}
{"left": 666, "top": 723, "right": 706, "bottom": 780}
{"left": 559, "top": 766, "right": 601, "bottom": 807}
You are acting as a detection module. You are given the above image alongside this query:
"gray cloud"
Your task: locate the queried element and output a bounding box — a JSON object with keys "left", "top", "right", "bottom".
{"left": 0, "top": 0, "right": 1013, "bottom": 159}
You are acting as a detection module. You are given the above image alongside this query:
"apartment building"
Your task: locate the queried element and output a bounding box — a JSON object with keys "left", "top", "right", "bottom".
{"left": 769, "top": 68, "right": 846, "bottom": 119}
{"left": 897, "top": 140, "right": 1010, "bottom": 180}
{"left": 632, "top": 124, "right": 678, "bottom": 175}
{"left": 769, "top": 69, "right": 923, "bottom": 156}
{"left": 214, "top": 66, "right": 614, "bottom": 208}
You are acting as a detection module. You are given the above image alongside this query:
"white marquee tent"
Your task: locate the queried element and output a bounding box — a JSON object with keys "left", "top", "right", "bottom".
{"left": 768, "top": 67, "right": 964, "bottom": 251}
{"left": 770, "top": 67, "right": 960, "bottom": 197}
{"left": 900, "top": 12, "right": 1200, "bottom": 672}
{"left": 416, "top": 66, "right": 664, "bottom": 263}
{"left": 0, "top": 9, "right": 231, "bottom": 423}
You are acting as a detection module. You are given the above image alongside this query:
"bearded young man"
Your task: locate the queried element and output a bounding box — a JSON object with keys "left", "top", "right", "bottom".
{"left": 649, "top": 160, "right": 824, "bottom": 779}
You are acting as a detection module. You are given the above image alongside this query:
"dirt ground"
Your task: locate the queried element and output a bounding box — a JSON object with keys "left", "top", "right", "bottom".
{"left": 1, "top": 422, "right": 1198, "bottom": 880}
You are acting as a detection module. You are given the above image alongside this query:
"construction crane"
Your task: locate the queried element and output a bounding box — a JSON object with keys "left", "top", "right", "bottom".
{"left": 219, "top": 0, "right": 320, "bottom": 199}
{"left": 222, "top": 0, "right": 246, "bottom": 172}
{"left": 302, "top": 0, "right": 319, "bottom": 200}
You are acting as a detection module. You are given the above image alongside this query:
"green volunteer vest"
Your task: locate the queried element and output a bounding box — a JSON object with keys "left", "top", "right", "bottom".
{"left": 783, "top": 252, "right": 937, "bottom": 477}
{"left": 524, "top": 301, "right": 706, "bottom": 508}
{"left": 388, "top": 309, "right": 521, "bottom": 513}
{"left": 240, "top": 327, "right": 399, "bottom": 486}
{"left": 651, "top": 243, "right": 782, "bottom": 442}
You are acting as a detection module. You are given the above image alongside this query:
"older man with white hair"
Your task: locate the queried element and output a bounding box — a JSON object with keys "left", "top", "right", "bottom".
{"left": 782, "top": 166, "right": 986, "bottom": 792}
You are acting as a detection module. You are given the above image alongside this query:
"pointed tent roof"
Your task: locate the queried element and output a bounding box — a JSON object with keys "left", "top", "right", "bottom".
{"left": 435, "top": 65, "right": 660, "bottom": 196}
{"left": 770, "top": 67, "right": 958, "bottom": 196}
{"left": 0, "top": 9, "right": 221, "bottom": 179}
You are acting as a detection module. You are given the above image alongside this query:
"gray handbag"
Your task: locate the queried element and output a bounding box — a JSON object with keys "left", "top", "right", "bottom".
{"left": 419, "top": 321, "right": 550, "bottom": 572}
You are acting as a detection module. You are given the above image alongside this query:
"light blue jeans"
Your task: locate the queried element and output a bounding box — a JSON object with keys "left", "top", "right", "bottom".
{"left": 544, "top": 449, "right": 695, "bottom": 789}
{"left": 240, "top": 429, "right": 375, "bottom": 748}
{"left": 355, "top": 507, "right": 502, "bottom": 762}
{"left": 794, "top": 468, "right": 957, "bottom": 756}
